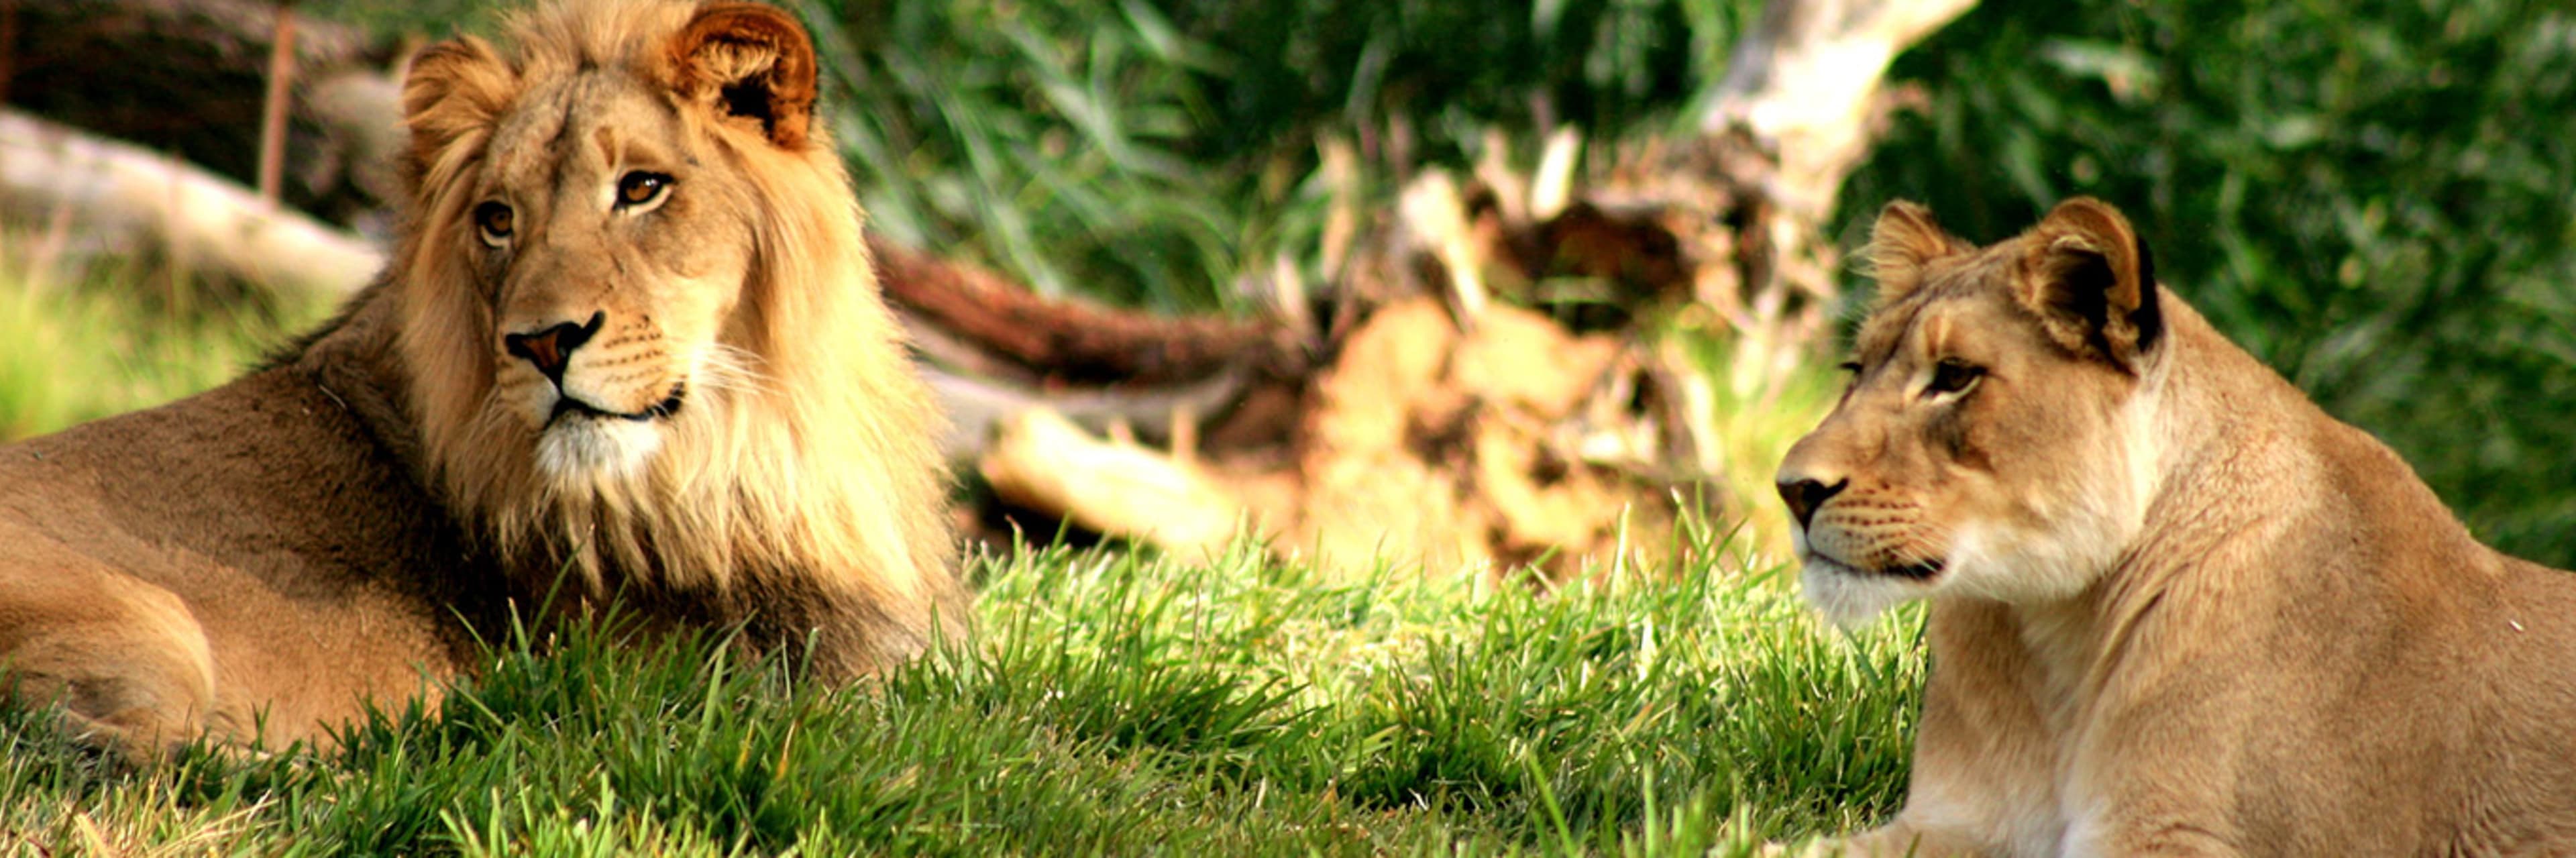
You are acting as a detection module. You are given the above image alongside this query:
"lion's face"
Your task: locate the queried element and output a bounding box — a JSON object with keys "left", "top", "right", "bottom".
{"left": 396, "top": 1, "right": 826, "bottom": 484}
{"left": 368, "top": 0, "right": 957, "bottom": 635}
{"left": 467, "top": 72, "right": 755, "bottom": 476}
{"left": 1778, "top": 199, "right": 2166, "bottom": 622}
{"left": 378, "top": 0, "right": 958, "bottom": 590}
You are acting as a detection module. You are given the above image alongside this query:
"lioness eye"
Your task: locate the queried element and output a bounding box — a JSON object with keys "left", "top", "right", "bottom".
{"left": 473, "top": 202, "right": 514, "bottom": 245}
{"left": 616, "top": 172, "right": 673, "bottom": 208}
{"left": 1928, "top": 359, "right": 1984, "bottom": 396}
{"left": 1836, "top": 360, "right": 1862, "bottom": 374}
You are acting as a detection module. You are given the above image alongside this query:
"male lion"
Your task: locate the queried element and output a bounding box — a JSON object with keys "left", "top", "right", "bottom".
{"left": 0, "top": 0, "right": 969, "bottom": 756}
{"left": 1774, "top": 198, "right": 2576, "bottom": 855}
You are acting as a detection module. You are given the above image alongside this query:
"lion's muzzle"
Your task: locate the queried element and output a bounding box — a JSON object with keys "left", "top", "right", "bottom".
{"left": 546, "top": 383, "right": 686, "bottom": 426}
{"left": 503, "top": 311, "right": 606, "bottom": 384}
{"left": 1776, "top": 475, "right": 1846, "bottom": 530}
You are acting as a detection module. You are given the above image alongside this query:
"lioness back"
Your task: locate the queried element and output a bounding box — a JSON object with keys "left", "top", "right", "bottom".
{"left": 0, "top": 0, "right": 968, "bottom": 756}
{"left": 1774, "top": 198, "right": 2576, "bottom": 855}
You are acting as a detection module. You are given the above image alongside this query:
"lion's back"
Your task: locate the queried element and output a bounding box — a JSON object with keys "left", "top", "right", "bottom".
{"left": 0, "top": 366, "right": 493, "bottom": 739}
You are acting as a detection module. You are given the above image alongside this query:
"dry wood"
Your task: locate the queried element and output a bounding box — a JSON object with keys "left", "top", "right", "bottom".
{"left": 976, "top": 0, "right": 1983, "bottom": 572}
{"left": 867, "top": 235, "right": 1295, "bottom": 386}
{"left": 978, "top": 407, "right": 1258, "bottom": 555}
{"left": 980, "top": 296, "right": 1672, "bottom": 580}
{"left": 925, "top": 362, "right": 1256, "bottom": 462}
{"left": 1703, "top": 0, "right": 1979, "bottom": 219}
{"left": 256, "top": 2, "right": 300, "bottom": 202}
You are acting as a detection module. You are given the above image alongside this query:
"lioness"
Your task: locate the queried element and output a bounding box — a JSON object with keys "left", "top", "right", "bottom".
{"left": 0, "top": 0, "right": 969, "bottom": 756}
{"left": 1775, "top": 198, "right": 2576, "bottom": 855}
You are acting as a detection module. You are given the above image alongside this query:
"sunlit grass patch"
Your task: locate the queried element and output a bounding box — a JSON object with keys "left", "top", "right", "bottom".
{"left": 0, "top": 522, "right": 1919, "bottom": 855}
{"left": 0, "top": 239, "right": 327, "bottom": 441}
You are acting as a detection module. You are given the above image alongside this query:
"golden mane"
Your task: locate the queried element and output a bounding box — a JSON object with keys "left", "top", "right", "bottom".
{"left": 392, "top": 0, "right": 951, "bottom": 612}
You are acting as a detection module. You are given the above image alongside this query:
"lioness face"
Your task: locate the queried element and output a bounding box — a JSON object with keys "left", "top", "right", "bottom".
{"left": 470, "top": 74, "right": 753, "bottom": 476}
{"left": 1778, "top": 200, "right": 2165, "bottom": 622}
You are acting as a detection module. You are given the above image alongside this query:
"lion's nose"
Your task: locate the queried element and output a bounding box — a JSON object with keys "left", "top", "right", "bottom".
{"left": 502, "top": 311, "right": 606, "bottom": 384}
{"left": 1776, "top": 476, "right": 1847, "bottom": 530}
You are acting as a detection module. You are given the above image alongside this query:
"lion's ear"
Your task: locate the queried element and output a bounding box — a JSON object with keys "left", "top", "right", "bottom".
{"left": 1865, "top": 201, "right": 1969, "bottom": 307}
{"left": 668, "top": 3, "right": 820, "bottom": 150}
{"left": 401, "top": 37, "right": 515, "bottom": 184}
{"left": 2021, "top": 197, "right": 2162, "bottom": 369}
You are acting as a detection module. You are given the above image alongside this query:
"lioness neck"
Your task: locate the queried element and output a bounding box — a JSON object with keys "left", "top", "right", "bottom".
{"left": 2134, "top": 294, "right": 2485, "bottom": 578}
{"left": 1997, "top": 294, "right": 2495, "bottom": 685}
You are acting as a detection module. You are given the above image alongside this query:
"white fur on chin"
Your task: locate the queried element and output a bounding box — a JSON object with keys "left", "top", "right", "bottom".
{"left": 536, "top": 417, "right": 662, "bottom": 478}
{"left": 1796, "top": 538, "right": 1938, "bottom": 626}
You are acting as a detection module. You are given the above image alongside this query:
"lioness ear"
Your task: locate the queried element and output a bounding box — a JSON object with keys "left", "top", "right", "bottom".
{"left": 1865, "top": 201, "right": 1971, "bottom": 307}
{"left": 401, "top": 37, "right": 516, "bottom": 187}
{"left": 668, "top": 3, "right": 820, "bottom": 150}
{"left": 2021, "top": 197, "right": 2162, "bottom": 369}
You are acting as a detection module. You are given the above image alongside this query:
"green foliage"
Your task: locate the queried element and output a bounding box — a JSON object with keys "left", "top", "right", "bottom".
{"left": 1147, "top": 0, "right": 1752, "bottom": 162}
{"left": 1841, "top": 0, "right": 2576, "bottom": 563}
{"left": 0, "top": 543, "right": 1916, "bottom": 855}
{"left": 800, "top": 0, "right": 1247, "bottom": 309}
{"left": 794, "top": 0, "right": 1760, "bottom": 311}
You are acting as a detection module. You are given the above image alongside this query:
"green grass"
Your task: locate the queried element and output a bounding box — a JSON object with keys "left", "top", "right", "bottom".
{"left": 0, "top": 8, "right": 1897, "bottom": 839}
{"left": 0, "top": 219, "right": 1890, "bottom": 856}
{"left": 0, "top": 537, "right": 1921, "bottom": 855}
{"left": 0, "top": 246, "right": 327, "bottom": 441}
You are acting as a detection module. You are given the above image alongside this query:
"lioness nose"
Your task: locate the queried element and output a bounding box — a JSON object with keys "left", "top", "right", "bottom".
{"left": 502, "top": 311, "right": 606, "bottom": 383}
{"left": 1776, "top": 476, "right": 1846, "bottom": 530}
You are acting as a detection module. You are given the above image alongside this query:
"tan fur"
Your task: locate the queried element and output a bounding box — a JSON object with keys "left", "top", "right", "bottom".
{"left": 1775, "top": 199, "right": 2576, "bottom": 855}
{"left": 0, "top": 0, "right": 967, "bottom": 757}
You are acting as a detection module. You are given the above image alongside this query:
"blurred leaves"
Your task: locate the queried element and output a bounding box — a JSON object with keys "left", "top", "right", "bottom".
{"left": 1841, "top": 0, "right": 2576, "bottom": 564}
{"left": 804, "top": 0, "right": 1242, "bottom": 309}
{"left": 795, "top": 0, "right": 1760, "bottom": 311}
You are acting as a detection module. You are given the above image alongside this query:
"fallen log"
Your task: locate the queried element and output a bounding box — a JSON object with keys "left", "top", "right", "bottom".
{"left": 0, "top": 108, "right": 382, "bottom": 299}
{"left": 867, "top": 235, "right": 1297, "bottom": 387}
{"left": 1, "top": 0, "right": 400, "bottom": 219}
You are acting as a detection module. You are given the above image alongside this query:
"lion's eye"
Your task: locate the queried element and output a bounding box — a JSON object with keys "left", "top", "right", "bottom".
{"left": 474, "top": 202, "right": 514, "bottom": 246}
{"left": 616, "top": 172, "right": 673, "bottom": 208}
{"left": 1836, "top": 360, "right": 1862, "bottom": 375}
{"left": 1927, "top": 359, "right": 1985, "bottom": 396}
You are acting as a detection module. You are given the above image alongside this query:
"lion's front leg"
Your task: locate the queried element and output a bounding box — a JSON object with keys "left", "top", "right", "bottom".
{"left": 1772, "top": 818, "right": 1966, "bottom": 857}
{"left": 1772, "top": 804, "right": 2009, "bottom": 850}
{"left": 1774, "top": 601, "right": 2065, "bottom": 858}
